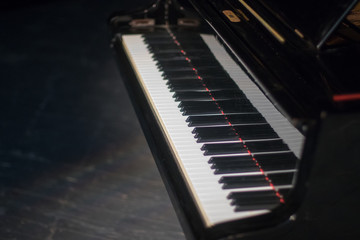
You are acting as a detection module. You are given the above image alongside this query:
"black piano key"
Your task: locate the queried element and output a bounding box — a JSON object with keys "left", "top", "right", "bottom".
{"left": 232, "top": 124, "right": 279, "bottom": 140}
{"left": 201, "top": 142, "right": 247, "bottom": 155}
{"left": 166, "top": 76, "right": 235, "bottom": 83}
{"left": 209, "top": 153, "right": 297, "bottom": 176}
{"left": 145, "top": 40, "right": 176, "bottom": 45}
{"left": 179, "top": 101, "right": 222, "bottom": 115}
{"left": 193, "top": 126, "right": 239, "bottom": 142}
{"left": 230, "top": 199, "right": 281, "bottom": 211}
{"left": 171, "top": 83, "right": 230, "bottom": 92}
{"left": 158, "top": 62, "right": 220, "bottom": 72}
{"left": 209, "top": 155, "right": 259, "bottom": 174}
{"left": 212, "top": 164, "right": 259, "bottom": 174}
{"left": 156, "top": 60, "right": 191, "bottom": 68}
{"left": 155, "top": 52, "right": 217, "bottom": 61}
{"left": 145, "top": 34, "right": 215, "bottom": 55}
{"left": 212, "top": 163, "right": 259, "bottom": 174}
{"left": 169, "top": 84, "right": 211, "bottom": 92}
{"left": 245, "top": 139, "right": 289, "bottom": 153}
{"left": 173, "top": 90, "right": 245, "bottom": 101}
{"left": 161, "top": 66, "right": 198, "bottom": 73}
{"left": 228, "top": 190, "right": 278, "bottom": 200}
{"left": 234, "top": 203, "right": 279, "bottom": 212}
{"left": 181, "top": 108, "right": 220, "bottom": 115}
{"left": 179, "top": 100, "right": 255, "bottom": 116}
{"left": 186, "top": 113, "right": 265, "bottom": 127}
{"left": 178, "top": 101, "right": 218, "bottom": 110}
{"left": 171, "top": 43, "right": 210, "bottom": 50}
{"left": 165, "top": 75, "right": 200, "bottom": 81}
{"left": 162, "top": 70, "right": 198, "bottom": 79}
{"left": 254, "top": 152, "right": 297, "bottom": 171}
{"left": 228, "top": 190, "right": 281, "bottom": 211}
{"left": 169, "top": 84, "right": 232, "bottom": 92}
{"left": 202, "top": 140, "right": 289, "bottom": 156}
{"left": 171, "top": 35, "right": 201, "bottom": 40}
{"left": 234, "top": 201, "right": 280, "bottom": 211}
{"left": 162, "top": 66, "right": 222, "bottom": 75}
{"left": 173, "top": 91, "right": 214, "bottom": 102}
{"left": 219, "top": 175, "right": 269, "bottom": 189}
{"left": 193, "top": 124, "right": 277, "bottom": 142}
{"left": 193, "top": 124, "right": 277, "bottom": 144}
{"left": 158, "top": 53, "right": 188, "bottom": 61}
{"left": 144, "top": 38, "right": 174, "bottom": 44}
{"left": 144, "top": 36, "right": 174, "bottom": 42}
{"left": 153, "top": 49, "right": 212, "bottom": 57}
{"left": 208, "top": 155, "right": 254, "bottom": 164}
{"left": 167, "top": 78, "right": 237, "bottom": 92}
{"left": 152, "top": 51, "right": 183, "bottom": 57}
{"left": 173, "top": 33, "right": 204, "bottom": 39}
{"left": 163, "top": 69, "right": 225, "bottom": 79}
{"left": 229, "top": 194, "right": 281, "bottom": 206}
{"left": 227, "top": 113, "right": 266, "bottom": 125}
{"left": 187, "top": 115, "right": 229, "bottom": 127}
{"left": 220, "top": 172, "right": 294, "bottom": 190}
{"left": 157, "top": 63, "right": 221, "bottom": 74}
{"left": 147, "top": 45, "right": 181, "bottom": 54}
{"left": 156, "top": 48, "right": 210, "bottom": 55}
{"left": 168, "top": 81, "right": 205, "bottom": 91}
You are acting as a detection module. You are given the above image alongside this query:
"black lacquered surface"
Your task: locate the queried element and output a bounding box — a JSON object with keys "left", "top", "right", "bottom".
{"left": 0, "top": 1, "right": 184, "bottom": 239}
{"left": 256, "top": 0, "right": 358, "bottom": 46}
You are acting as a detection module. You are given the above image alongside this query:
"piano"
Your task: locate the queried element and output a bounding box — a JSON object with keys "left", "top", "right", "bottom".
{"left": 109, "top": 0, "right": 360, "bottom": 239}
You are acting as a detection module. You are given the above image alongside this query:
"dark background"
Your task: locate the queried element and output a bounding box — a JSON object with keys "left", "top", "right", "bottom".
{"left": 0, "top": 0, "right": 185, "bottom": 239}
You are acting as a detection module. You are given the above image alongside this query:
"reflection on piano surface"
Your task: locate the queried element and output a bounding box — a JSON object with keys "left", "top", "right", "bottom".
{"left": 110, "top": 0, "right": 360, "bottom": 239}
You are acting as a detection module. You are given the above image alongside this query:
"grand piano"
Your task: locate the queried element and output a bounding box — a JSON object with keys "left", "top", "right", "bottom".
{"left": 109, "top": 0, "right": 360, "bottom": 239}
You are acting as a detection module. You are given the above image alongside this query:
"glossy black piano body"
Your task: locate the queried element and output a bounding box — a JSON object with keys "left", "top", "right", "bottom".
{"left": 109, "top": 0, "right": 360, "bottom": 239}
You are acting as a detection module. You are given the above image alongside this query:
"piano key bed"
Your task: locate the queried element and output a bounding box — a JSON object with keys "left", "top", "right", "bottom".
{"left": 121, "top": 31, "right": 304, "bottom": 226}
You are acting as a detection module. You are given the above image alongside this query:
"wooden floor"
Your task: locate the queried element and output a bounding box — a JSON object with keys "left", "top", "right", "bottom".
{"left": 0, "top": 1, "right": 185, "bottom": 239}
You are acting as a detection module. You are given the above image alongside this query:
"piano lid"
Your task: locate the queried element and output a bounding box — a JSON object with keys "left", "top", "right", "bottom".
{"left": 252, "top": 0, "right": 359, "bottom": 49}
{"left": 186, "top": 0, "right": 360, "bottom": 120}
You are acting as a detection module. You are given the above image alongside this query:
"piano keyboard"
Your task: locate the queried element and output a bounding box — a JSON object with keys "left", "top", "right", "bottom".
{"left": 121, "top": 31, "right": 304, "bottom": 226}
